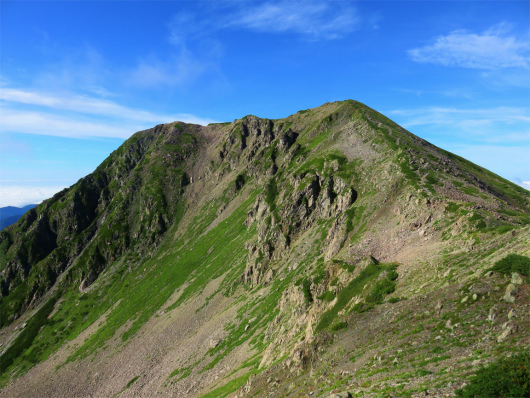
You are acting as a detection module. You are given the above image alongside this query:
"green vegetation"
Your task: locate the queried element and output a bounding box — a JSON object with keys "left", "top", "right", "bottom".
{"left": 345, "top": 207, "right": 356, "bottom": 233}
{"left": 198, "top": 372, "right": 255, "bottom": 398}
{"left": 317, "top": 291, "right": 336, "bottom": 302}
{"left": 455, "top": 352, "right": 530, "bottom": 398}
{"left": 490, "top": 254, "right": 530, "bottom": 278}
{"left": 265, "top": 178, "right": 278, "bottom": 210}
{"left": 331, "top": 321, "right": 348, "bottom": 331}
{"left": 316, "top": 262, "right": 396, "bottom": 331}
{"left": 367, "top": 277, "right": 396, "bottom": 304}
{"left": 169, "top": 362, "right": 198, "bottom": 380}
{"left": 446, "top": 202, "right": 460, "bottom": 213}
{"left": 125, "top": 376, "right": 140, "bottom": 389}
{"left": 0, "top": 295, "right": 58, "bottom": 373}
{"left": 302, "top": 278, "right": 313, "bottom": 303}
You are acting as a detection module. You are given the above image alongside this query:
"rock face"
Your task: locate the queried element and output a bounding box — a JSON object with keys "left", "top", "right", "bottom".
{"left": 1, "top": 100, "right": 529, "bottom": 398}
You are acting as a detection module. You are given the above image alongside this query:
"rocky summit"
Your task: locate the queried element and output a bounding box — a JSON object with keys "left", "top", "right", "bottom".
{"left": 0, "top": 100, "right": 528, "bottom": 398}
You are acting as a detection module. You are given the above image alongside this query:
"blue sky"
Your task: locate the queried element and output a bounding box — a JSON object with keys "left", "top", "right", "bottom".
{"left": 1, "top": 0, "right": 529, "bottom": 207}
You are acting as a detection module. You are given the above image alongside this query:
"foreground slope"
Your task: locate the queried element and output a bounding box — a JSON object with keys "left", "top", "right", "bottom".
{"left": 0, "top": 100, "right": 528, "bottom": 397}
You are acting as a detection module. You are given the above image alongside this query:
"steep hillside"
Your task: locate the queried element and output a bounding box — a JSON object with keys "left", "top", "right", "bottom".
{"left": 1, "top": 100, "right": 529, "bottom": 398}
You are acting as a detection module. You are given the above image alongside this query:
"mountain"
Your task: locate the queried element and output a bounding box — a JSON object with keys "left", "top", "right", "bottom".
{"left": 0, "top": 205, "right": 37, "bottom": 231}
{"left": 0, "top": 100, "right": 528, "bottom": 398}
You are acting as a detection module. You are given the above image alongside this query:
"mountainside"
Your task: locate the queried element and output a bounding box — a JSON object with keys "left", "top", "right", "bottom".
{"left": 0, "top": 205, "right": 37, "bottom": 231}
{"left": 0, "top": 100, "right": 529, "bottom": 398}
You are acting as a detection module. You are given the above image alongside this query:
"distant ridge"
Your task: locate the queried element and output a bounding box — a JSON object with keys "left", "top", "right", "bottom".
{"left": 0, "top": 205, "right": 37, "bottom": 230}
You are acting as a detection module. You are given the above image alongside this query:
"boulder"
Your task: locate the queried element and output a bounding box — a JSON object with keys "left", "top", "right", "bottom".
{"left": 503, "top": 284, "right": 517, "bottom": 303}
{"left": 511, "top": 272, "right": 523, "bottom": 285}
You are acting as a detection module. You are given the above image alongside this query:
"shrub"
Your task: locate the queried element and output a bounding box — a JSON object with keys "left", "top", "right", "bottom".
{"left": 367, "top": 278, "right": 396, "bottom": 304}
{"left": 455, "top": 352, "right": 530, "bottom": 398}
{"left": 387, "top": 269, "right": 399, "bottom": 281}
{"left": 331, "top": 321, "right": 348, "bottom": 331}
{"left": 352, "top": 302, "right": 374, "bottom": 313}
{"left": 302, "top": 279, "right": 313, "bottom": 304}
{"left": 491, "top": 254, "right": 530, "bottom": 278}
{"left": 234, "top": 174, "right": 245, "bottom": 190}
{"left": 345, "top": 207, "right": 356, "bottom": 233}
{"left": 265, "top": 179, "right": 278, "bottom": 210}
{"left": 313, "top": 268, "right": 326, "bottom": 285}
{"left": 317, "top": 291, "right": 335, "bottom": 302}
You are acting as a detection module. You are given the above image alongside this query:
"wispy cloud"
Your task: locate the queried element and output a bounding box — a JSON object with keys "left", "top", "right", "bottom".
{"left": 229, "top": 1, "right": 360, "bottom": 40}
{"left": 129, "top": 1, "right": 360, "bottom": 88}
{"left": 125, "top": 11, "right": 225, "bottom": 89}
{"left": 408, "top": 24, "right": 529, "bottom": 69}
{"left": 390, "top": 105, "right": 529, "bottom": 132}
{"left": 388, "top": 106, "right": 530, "bottom": 145}
{"left": 390, "top": 106, "right": 530, "bottom": 125}
{"left": 0, "top": 88, "right": 176, "bottom": 124}
{"left": 32, "top": 45, "right": 112, "bottom": 93}
{"left": 126, "top": 52, "right": 210, "bottom": 88}
{"left": 0, "top": 88, "right": 216, "bottom": 139}
{"left": 0, "top": 107, "right": 138, "bottom": 139}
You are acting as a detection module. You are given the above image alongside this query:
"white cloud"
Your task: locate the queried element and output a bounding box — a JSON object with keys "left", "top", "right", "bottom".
{"left": 409, "top": 24, "right": 530, "bottom": 69}
{"left": 125, "top": 12, "right": 224, "bottom": 89}
{"left": 126, "top": 52, "right": 208, "bottom": 88}
{"left": 229, "top": 1, "right": 359, "bottom": 40}
{"left": 0, "top": 108, "right": 138, "bottom": 139}
{"left": 388, "top": 106, "right": 530, "bottom": 143}
{"left": 0, "top": 185, "right": 69, "bottom": 207}
{"left": 0, "top": 88, "right": 177, "bottom": 124}
{"left": 0, "top": 88, "right": 217, "bottom": 139}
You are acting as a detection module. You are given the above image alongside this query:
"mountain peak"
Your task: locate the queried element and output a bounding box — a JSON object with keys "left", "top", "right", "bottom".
{"left": 1, "top": 102, "right": 528, "bottom": 398}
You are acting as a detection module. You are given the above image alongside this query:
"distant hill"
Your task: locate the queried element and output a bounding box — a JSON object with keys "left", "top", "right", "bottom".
{"left": 0, "top": 205, "right": 37, "bottom": 230}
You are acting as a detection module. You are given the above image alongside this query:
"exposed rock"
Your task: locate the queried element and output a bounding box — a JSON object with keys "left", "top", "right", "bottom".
{"left": 511, "top": 272, "right": 523, "bottom": 285}
{"left": 209, "top": 338, "right": 222, "bottom": 348}
{"left": 328, "top": 393, "right": 353, "bottom": 398}
{"left": 503, "top": 283, "right": 518, "bottom": 303}
{"left": 497, "top": 321, "right": 518, "bottom": 342}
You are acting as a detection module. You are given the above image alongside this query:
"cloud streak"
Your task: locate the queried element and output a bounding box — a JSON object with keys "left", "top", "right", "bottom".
{"left": 390, "top": 106, "right": 530, "bottom": 126}
{"left": 0, "top": 88, "right": 177, "bottom": 124}
{"left": 229, "top": 1, "right": 360, "bottom": 40}
{"left": 0, "top": 88, "right": 216, "bottom": 139}
{"left": 409, "top": 24, "right": 530, "bottom": 69}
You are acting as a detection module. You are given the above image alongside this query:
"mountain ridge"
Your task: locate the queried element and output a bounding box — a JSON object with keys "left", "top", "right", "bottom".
{"left": 0, "top": 100, "right": 528, "bottom": 398}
